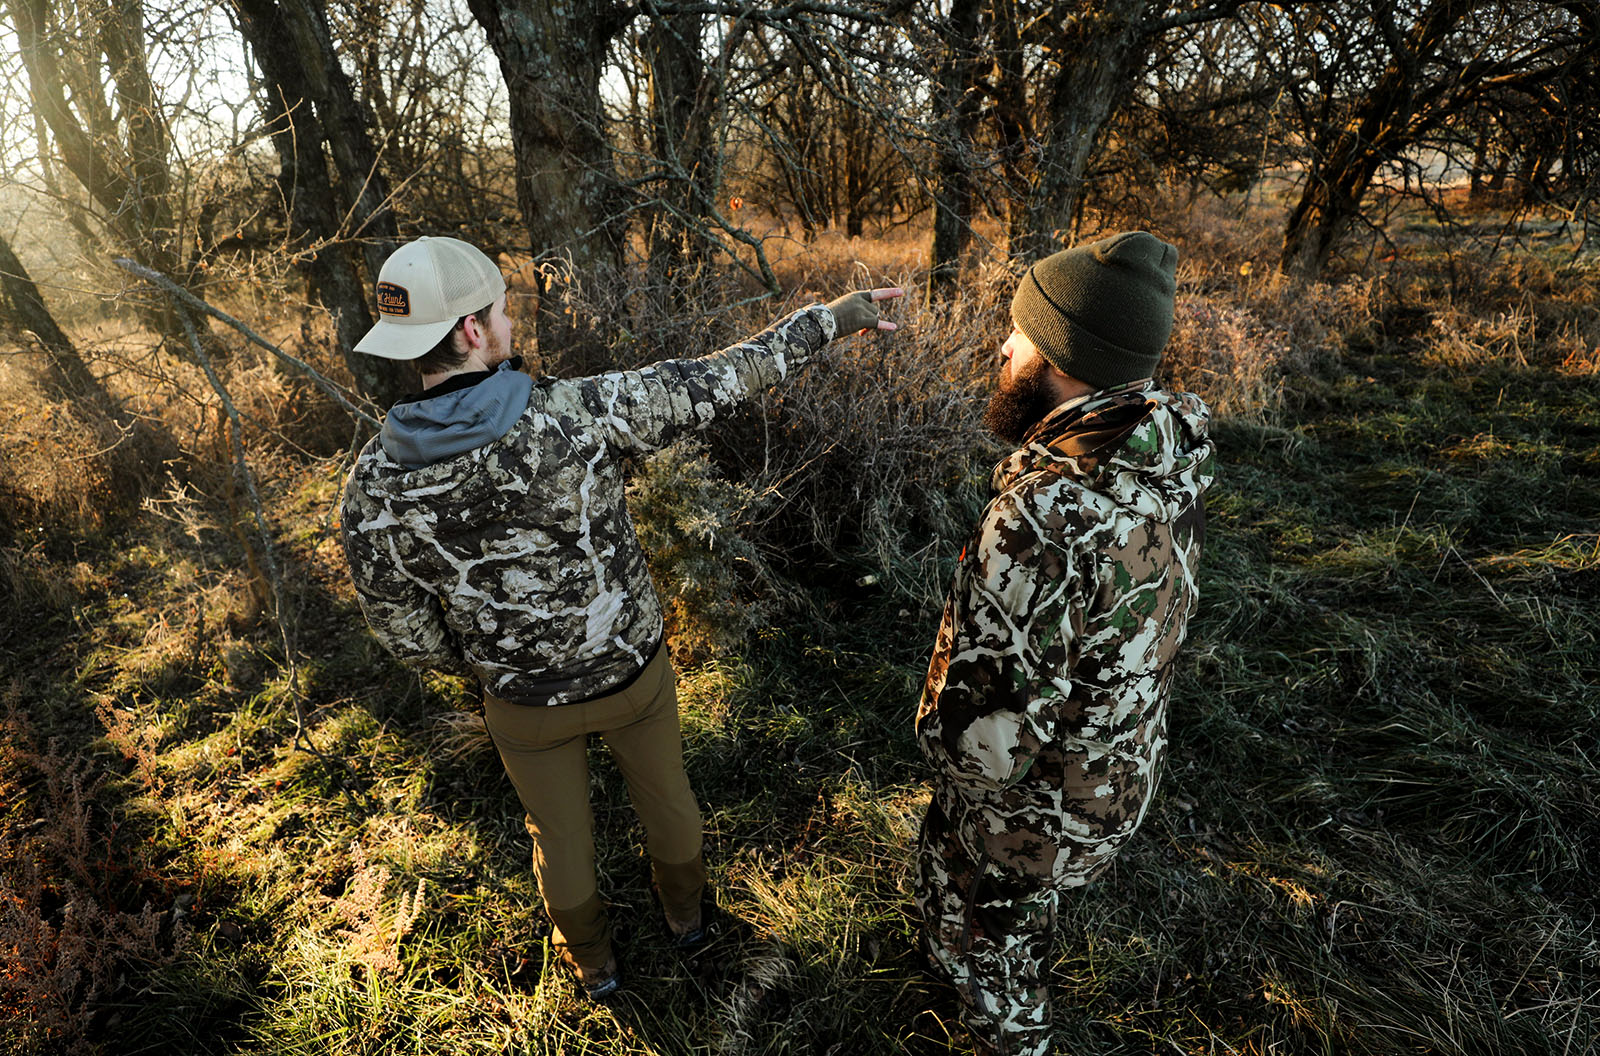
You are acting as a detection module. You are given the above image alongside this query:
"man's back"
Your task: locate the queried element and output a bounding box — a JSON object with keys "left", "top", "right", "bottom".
{"left": 339, "top": 233, "right": 903, "bottom": 1001}
{"left": 341, "top": 306, "right": 833, "bottom": 705}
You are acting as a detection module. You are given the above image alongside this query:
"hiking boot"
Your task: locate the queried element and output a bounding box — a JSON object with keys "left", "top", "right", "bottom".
{"left": 563, "top": 954, "right": 623, "bottom": 1001}
{"left": 665, "top": 896, "right": 719, "bottom": 951}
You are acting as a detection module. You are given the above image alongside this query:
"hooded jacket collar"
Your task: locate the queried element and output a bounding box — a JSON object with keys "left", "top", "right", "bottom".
{"left": 380, "top": 358, "right": 533, "bottom": 468}
{"left": 990, "top": 380, "right": 1213, "bottom": 513}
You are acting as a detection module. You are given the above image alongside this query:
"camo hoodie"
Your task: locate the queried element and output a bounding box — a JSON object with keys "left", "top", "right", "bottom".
{"left": 341, "top": 305, "right": 836, "bottom": 705}
{"left": 916, "top": 380, "right": 1215, "bottom": 797}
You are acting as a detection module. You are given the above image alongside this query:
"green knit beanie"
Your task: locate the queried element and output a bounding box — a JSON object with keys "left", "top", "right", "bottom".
{"left": 1010, "top": 231, "right": 1179, "bottom": 389}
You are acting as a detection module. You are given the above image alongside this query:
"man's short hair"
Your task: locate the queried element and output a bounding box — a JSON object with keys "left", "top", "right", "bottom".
{"left": 413, "top": 302, "right": 492, "bottom": 375}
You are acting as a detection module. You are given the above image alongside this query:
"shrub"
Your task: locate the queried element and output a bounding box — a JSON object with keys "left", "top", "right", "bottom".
{"left": 629, "top": 439, "right": 787, "bottom": 664}
{"left": 710, "top": 281, "right": 1000, "bottom": 610}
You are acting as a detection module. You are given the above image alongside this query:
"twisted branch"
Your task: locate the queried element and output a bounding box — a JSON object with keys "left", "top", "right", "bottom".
{"left": 112, "top": 258, "right": 382, "bottom": 429}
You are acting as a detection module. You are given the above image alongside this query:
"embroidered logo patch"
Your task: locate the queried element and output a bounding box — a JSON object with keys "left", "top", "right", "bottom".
{"left": 376, "top": 282, "right": 410, "bottom": 316}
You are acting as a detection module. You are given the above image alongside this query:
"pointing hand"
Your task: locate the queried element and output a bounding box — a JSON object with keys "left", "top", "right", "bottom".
{"left": 825, "top": 287, "right": 905, "bottom": 337}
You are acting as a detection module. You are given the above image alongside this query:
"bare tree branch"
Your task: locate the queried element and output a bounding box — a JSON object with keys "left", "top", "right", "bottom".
{"left": 113, "top": 257, "right": 382, "bottom": 429}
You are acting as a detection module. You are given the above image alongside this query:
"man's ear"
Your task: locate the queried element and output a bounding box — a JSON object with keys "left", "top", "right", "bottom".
{"left": 460, "top": 311, "right": 486, "bottom": 350}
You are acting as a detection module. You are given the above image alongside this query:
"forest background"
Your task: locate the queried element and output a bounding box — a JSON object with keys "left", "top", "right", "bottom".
{"left": 1, "top": 1, "right": 1597, "bottom": 1053}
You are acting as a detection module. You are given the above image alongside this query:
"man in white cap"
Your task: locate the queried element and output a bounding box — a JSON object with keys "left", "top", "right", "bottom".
{"left": 339, "top": 235, "right": 900, "bottom": 999}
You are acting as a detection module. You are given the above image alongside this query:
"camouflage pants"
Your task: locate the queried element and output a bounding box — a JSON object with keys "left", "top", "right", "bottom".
{"left": 914, "top": 739, "right": 1164, "bottom": 1056}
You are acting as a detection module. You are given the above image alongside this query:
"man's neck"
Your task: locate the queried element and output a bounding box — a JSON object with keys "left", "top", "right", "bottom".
{"left": 1047, "top": 371, "right": 1097, "bottom": 404}
{"left": 422, "top": 348, "right": 503, "bottom": 390}
{"left": 421, "top": 366, "right": 473, "bottom": 390}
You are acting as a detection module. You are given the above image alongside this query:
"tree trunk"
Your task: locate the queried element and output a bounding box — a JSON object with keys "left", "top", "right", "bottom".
{"left": 1279, "top": 0, "right": 1478, "bottom": 276}
{"left": 11, "top": 0, "right": 187, "bottom": 342}
{"left": 1519, "top": 150, "right": 1554, "bottom": 204}
{"left": 1486, "top": 152, "right": 1511, "bottom": 193}
{"left": 1279, "top": 152, "right": 1382, "bottom": 277}
{"left": 12, "top": 0, "right": 174, "bottom": 273}
{"left": 272, "top": 0, "right": 400, "bottom": 280}
{"left": 98, "top": 0, "right": 173, "bottom": 259}
{"left": 0, "top": 230, "right": 118, "bottom": 412}
{"left": 927, "top": 0, "right": 983, "bottom": 301}
{"left": 990, "top": 0, "right": 1035, "bottom": 255}
{"left": 466, "top": 0, "right": 630, "bottom": 362}
{"left": 643, "top": 8, "right": 713, "bottom": 300}
{"left": 234, "top": 0, "right": 410, "bottom": 406}
{"left": 1468, "top": 117, "right": 1491, "bottom": 204}
{"left": 1014, "top": 0, "right": 1153, "bottom": 262}
{"left": 844, "top": 99, "right": 866, "bottom": 238}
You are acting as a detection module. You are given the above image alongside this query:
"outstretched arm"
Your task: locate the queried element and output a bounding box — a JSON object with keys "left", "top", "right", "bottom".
{"left": 554, "top": 288, "right": 904, "bottom": 455}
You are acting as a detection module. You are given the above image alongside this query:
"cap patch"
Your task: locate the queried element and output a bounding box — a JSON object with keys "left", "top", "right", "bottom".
{"left": 376, "top": 282, "right": 411, "bottom": 316}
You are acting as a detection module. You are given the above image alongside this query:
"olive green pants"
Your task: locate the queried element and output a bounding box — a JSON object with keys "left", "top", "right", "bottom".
{"left": 483, "top": 648, "right": 705, "bottom": 971}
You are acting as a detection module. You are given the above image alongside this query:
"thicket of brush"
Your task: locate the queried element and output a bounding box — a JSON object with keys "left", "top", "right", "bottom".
{"left": 1, "top": 198, "right": 1597, "bottom": 1054}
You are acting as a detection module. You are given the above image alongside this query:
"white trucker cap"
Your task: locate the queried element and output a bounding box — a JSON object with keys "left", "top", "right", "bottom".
{"left": 354, "top": 236, "right": 506, "bottom": 359}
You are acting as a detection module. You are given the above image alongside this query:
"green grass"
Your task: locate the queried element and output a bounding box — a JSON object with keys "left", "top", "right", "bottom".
{"left": 3, "top": 281, "right": 1598, "bottom": 1054}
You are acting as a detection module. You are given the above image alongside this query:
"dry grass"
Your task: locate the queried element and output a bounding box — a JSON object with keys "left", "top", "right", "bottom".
{"left": 0, "top": 376, "right": 120, "bottom": 536}
{"left": 0, "top": 692, "right": 194, "bottom": 1054}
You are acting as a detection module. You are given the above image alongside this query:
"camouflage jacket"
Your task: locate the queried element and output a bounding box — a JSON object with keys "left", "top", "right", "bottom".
{"left": 916, "top": 380, "right": 1215, "bottom": 795}
{"left": 341, "top": 305, "right": 836, "bottom": 705}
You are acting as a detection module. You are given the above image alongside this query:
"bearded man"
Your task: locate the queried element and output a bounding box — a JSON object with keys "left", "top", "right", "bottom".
{"left": 915, "top": 231, "right": 1216, "bottom": 1055}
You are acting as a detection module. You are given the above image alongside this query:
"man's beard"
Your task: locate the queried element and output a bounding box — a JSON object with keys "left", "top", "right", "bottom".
{"left": 983, "top": 356, "right": 1059, "bottom": 444}
{"left": 483, "top": 326, "right": 512, "bottom": 367}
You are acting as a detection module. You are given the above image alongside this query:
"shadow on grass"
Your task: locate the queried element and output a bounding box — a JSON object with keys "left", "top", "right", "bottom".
{"left": 0, "top": 539, "right": 267, "bottom": 1054}
{"left": 8, "top": 332, "right": 1598, "bottom": 1055}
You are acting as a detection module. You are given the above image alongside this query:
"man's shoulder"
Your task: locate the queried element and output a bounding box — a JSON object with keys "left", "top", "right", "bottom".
{"left": 354, "top": 427, "right": 390, "bottom": 462}
{"left": 988, "top": 466, "right": 1111, "bottom": 534}
{"left": 344, "top": 429, "right": 400, "bottom": 490}
{"left": 970, "top": 478, "right": 1079, "bottom": 574}
{"left": 338, "top": 436, "right": 390, "bottom": 540}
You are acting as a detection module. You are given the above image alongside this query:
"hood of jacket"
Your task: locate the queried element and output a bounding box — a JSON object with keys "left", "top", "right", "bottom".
{"left": 379, "top": 360, "right": 533, "bottom": 470}
{"left": 991, "top": 380, "right": 1214, "bottom": 522}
